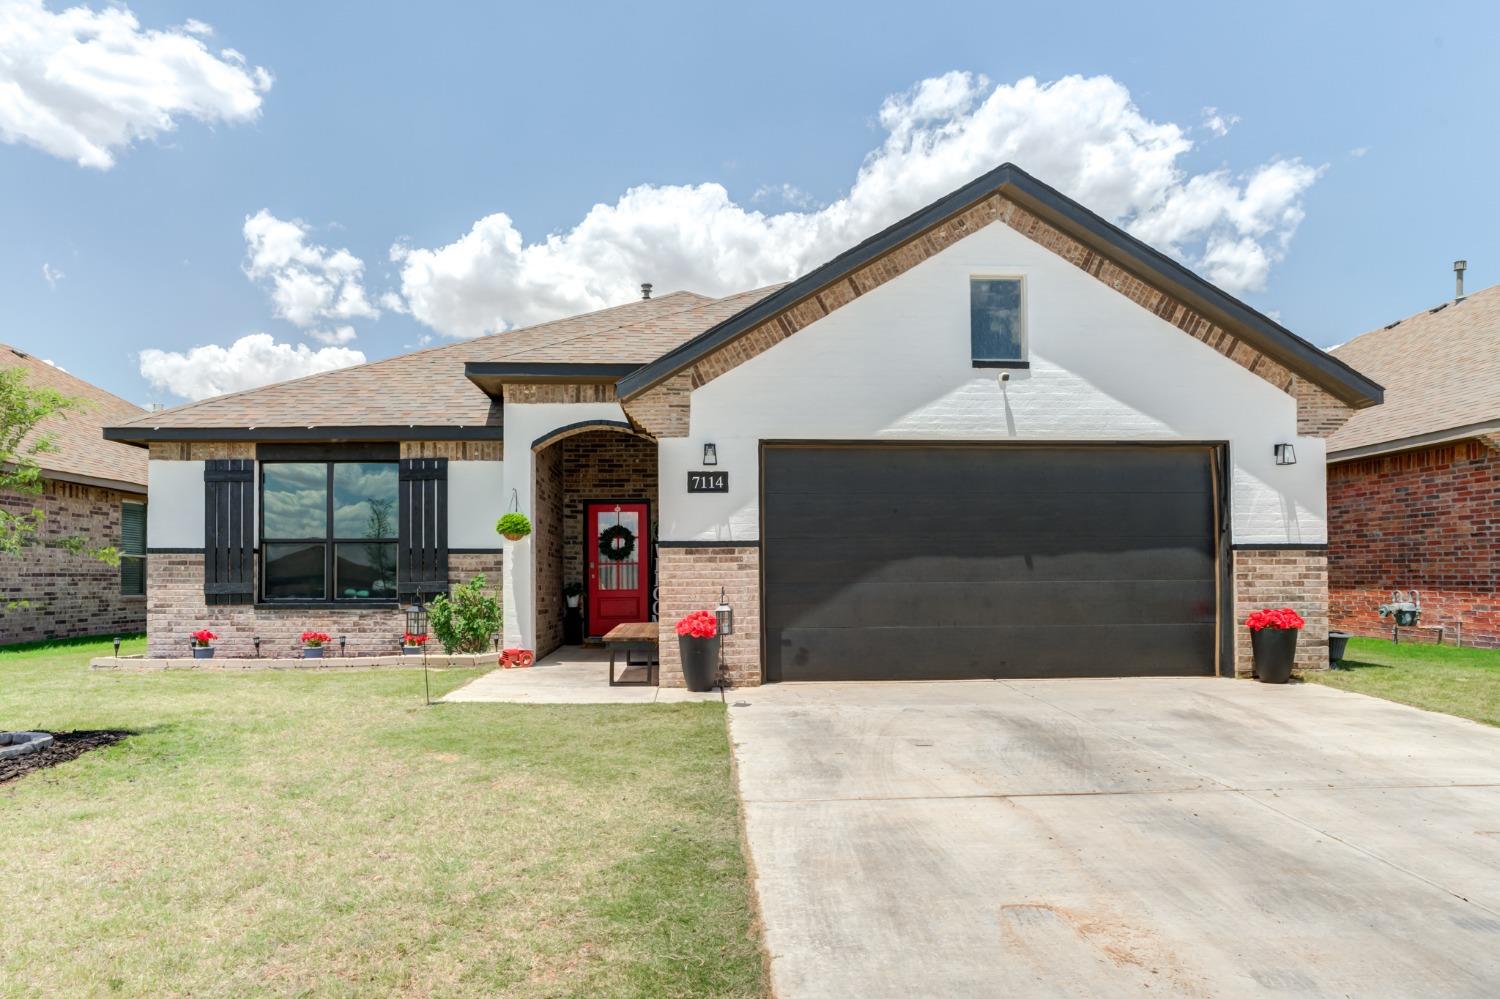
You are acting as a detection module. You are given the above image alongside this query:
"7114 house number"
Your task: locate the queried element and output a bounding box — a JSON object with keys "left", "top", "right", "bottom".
{"left": 687, "top": 471, "right": 729, "bottom": 493}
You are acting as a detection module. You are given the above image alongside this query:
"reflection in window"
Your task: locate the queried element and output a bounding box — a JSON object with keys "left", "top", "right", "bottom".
{"left": 261, "top": 460, "right": 398, "bottom": 602}
{"left": 263, "top": 464, "right": 328, "bottom": 539}
{"left": 970, "top": 277, "right": 1025, "bottom": 362}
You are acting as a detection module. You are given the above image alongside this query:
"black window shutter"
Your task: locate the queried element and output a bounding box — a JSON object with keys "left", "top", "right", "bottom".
{"left": 203, "top": 459, "right": 254, "bottom": 605}
{"left": 398, "top": 458, "right": 449, "bottom": 601}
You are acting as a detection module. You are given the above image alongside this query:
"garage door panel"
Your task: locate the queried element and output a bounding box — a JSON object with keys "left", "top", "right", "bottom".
{"left": 775, "top": 624, "right": 1217, "bottom": 681}
{"left": 766, "top": 579, "right": 1217, "bottom": 630}
{"left": 762, "top": 444, "right": 1219, "bottom": 682}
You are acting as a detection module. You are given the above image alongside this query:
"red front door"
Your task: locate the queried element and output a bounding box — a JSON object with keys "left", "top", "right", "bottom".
{"left": 586, "top": 501, "right": 650, "bottom": 638}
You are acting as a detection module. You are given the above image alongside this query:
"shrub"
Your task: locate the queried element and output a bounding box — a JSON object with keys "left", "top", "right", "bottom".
{"left": 428, "top": 575, "right": 502, "bottom": 654}
{"left": 496, "top": 512, "right": 532, "bottom": 540}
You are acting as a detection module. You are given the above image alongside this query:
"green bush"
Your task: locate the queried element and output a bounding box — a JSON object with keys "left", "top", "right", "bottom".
{"left": 427, "top": 575, "right": 502, "bottom": 654}
{"left": 496, "top": 512, "right": 532, "bottom": 539}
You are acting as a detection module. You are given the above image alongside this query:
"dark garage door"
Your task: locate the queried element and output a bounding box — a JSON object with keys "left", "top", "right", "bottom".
{"left": 762, "top": 444, "right": 1220, "bottom": 681}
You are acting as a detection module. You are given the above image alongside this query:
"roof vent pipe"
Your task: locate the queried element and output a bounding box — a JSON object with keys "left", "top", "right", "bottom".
{"left": 1455, "top": 260, "right": 1467, "bottom": 302}
{"left": 640, "top": 282, "right": 653, "bottom": 301}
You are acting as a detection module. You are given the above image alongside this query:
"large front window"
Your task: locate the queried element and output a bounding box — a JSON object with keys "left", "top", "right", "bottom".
{"left": 261, "top": 461, "right": 398, "bottom": 602}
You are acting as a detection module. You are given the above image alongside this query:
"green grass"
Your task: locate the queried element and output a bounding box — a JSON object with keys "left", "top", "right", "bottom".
{"left": 0, "top": 636, "right": 765, "bottom": 998}
{"left": 1308, "top": 637, "right": 1500, "bottom": 727}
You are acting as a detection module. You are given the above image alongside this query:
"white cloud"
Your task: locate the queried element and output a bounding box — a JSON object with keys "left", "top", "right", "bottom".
{"left": 390, "top": 73, "right": 1322, "bottom": 338}
{"left": 308, "top": 325, "right": 357, "bottom": 346}
{"left": 139, "top": 333, "right": 365, "bottom": 401}
{"left": 1349, "top": 146, "right": 1369, "bottom": 158}
{"left": 41, "top": 261, "right": 63, "bottom": 287}
{"left": 243, "top": 210, "right": 377, "bottom": 328}
{"left": 1201, "top": 106, "right": 1240, "bottom": 137}
{"left": 0, "top": 0, "right": 272, "bottom": 169}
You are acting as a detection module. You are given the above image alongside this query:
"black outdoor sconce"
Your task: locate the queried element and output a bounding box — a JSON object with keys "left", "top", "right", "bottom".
{"left": 703, "top": 443, "right": 718, "bottom": 466}
{"left": 1273, "top": 443, "right": 1297, "bottom": 466}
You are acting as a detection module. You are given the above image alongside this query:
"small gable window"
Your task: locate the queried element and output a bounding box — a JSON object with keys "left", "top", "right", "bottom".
{"left": 970, "top": 277, "right": 1027, "bottom": 366}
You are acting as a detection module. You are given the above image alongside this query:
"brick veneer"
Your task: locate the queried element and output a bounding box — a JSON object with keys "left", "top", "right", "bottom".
{"left": 533, "top": 444, "right": 565, "bottom": 656}
{"left": 1233, "top": 548, "right": 1329, "bottom": 675}
{"left": 656, "top": 546, "right": 760, "bottom": 687}
{"left": 0, "top": 479, "right": 146, "bottom": 644}
{"left": 1329, "top": 440, "right": 1500, "bottom": 647}
{"left": 146, "top": 551, "right": 501, "bottom": 658}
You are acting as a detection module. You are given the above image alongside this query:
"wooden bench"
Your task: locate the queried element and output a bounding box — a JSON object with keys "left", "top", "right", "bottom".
{"left": 603, "top": 622, "right": 658, "bottom": 686}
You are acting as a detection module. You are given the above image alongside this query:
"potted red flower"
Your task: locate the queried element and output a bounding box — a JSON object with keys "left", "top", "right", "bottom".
{"left": 1245, "top": 608, "right": 1305, "bottom": 683}
{"left": 301, "top": 631, "right": 331, "bottom": 659}
{"left": 190, "top": 629, "right": 217, "bottom": 660}
{"left": 402, "top": 632, "right": 427, "bottom": 656}
{"left": 675, "top": 609, "right": 719, "bottom": 692}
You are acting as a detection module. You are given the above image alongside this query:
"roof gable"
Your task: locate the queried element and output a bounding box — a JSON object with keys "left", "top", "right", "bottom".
{"left": 617, "top": 163, "right": 1382, "bottom": 437}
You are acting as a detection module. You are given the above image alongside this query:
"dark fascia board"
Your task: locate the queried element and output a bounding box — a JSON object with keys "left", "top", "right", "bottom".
{"left": 466, "top": 362, "right": 641, "bottom": 397}
{"left": 103, "top": 424, "right": 503, "bottom": 446}
{"left": 617, "top": 163, "right": 1384, "bottom": 409}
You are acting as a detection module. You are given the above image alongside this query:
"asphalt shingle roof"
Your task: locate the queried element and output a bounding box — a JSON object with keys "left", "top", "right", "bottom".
{"left": 107, "top": 286, "right": 782, "bottom": 438}
{"left": 2, "top": 344, "right": 147, "bottom": 488}
{"left": 1328, "top": 282, "right": 1500, "bottom": 455}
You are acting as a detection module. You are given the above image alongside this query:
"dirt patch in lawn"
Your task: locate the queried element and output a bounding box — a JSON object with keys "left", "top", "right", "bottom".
{"left": 0, "top": 730, "right": 130, "bottom": 785}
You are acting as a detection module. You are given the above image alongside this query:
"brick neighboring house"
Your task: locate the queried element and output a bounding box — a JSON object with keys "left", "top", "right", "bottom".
{"left": 1, "top": 345, "right": 149, "bottom": 645}
{"left": 1327, "top": 281, "right": 1500, "bottom": 647}
{"left": 105, "top": 164, "right": 1382, "bottom": 681}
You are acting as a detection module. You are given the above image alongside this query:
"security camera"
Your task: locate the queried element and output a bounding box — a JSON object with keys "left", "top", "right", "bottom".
{"left": 998, "top": 371, "right": 1011, "bottom": 384}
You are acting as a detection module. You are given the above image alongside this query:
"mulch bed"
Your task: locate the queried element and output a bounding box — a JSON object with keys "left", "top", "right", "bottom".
{"left": 0, "top": 730, "right": 130, "bottom": 785}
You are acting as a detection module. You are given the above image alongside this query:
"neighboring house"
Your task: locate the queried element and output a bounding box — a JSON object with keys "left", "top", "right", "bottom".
{"left": 1, "top": 345, "right": 149, "bottom": 645}
{"left": 104, "top": 164, "right": 1382, "bottom": 681}
{"left": 1327, "top": 280, "right": 1500, "bottom": 647}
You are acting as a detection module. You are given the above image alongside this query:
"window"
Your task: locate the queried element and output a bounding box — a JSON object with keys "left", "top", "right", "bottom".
{"left": 120, "top": 501, "right": 146, "bottom": 596}
{"left": 261, "top": 461, "right": 399, "bottom": 602}
{"left": 970, "top": 277, "right": 1026, "bottom": 365}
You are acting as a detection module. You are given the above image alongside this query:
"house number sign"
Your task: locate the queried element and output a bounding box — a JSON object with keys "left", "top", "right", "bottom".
{"left": 687, "top": 471, "right": 729, "bottom": 493}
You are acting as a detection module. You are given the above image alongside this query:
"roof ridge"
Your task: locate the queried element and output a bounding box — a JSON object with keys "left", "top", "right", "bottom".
{"left": 1335, "top": 281, "right": 1500, "bottom": 355}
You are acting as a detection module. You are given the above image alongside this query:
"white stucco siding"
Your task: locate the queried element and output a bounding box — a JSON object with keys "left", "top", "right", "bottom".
{"left": 146, "top": 459, "right": 209, "bottom": 548}
{"left": 447, "top": 460, "right": 504, "bottom": 549}
{"left": 659, "top": 219, "right": 1325, "bottom": 545}
{"left": 498, "top": 402, "right": 631, "bottom": 647}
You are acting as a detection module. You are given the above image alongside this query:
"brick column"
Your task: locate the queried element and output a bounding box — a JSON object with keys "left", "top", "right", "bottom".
{"left": 656, "top": 545, "right": 760, "bottom": 687}
{"left": 1232, "top": 547, "right": 1329, "bottom": 676}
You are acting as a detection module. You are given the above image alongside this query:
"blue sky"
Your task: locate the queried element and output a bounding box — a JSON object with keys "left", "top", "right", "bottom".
{"left": 1, "top": 0, "right": 1494, "bottom": 404}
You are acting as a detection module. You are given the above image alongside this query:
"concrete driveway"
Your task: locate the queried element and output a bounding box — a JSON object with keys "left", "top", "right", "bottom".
{"left": 728, "top": 678, "right": 1500, "bottom": 998}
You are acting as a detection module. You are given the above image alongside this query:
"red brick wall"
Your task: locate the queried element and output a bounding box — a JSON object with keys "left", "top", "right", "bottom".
{"left": 1232, "top": 547, "right": 1329, "bottom": 675}
{"left": 146, "top": 551, "right": 501, "bottom": 658}
{"left": 0, "top": 479, "right": 146, "bottom": 645}
{"left": 657, "top": 546, "right": 760, "bottom": 687}
{"left": 533, "top": 445, "right": 565, "bottom": 657}
{"left": 1329, "top": 440, "right": 1500, "bottom": 647}
{"left": 559, "top": 431, "right": 657, "bottom": 641}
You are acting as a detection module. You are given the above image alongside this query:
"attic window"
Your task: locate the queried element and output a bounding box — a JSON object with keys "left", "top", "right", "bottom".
{"left": 970, "top": 277, "right": 1028, "bottom": 367}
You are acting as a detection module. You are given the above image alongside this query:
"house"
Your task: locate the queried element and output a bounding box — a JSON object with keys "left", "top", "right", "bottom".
{"left": 1327, "top": 276, "right": 1500, "bottom": 647}
{"left": 1, "top": 345, "right": 148, "bottom": 645}
{"left": 103, "top": 164, "right": 1382, "bottom": 682}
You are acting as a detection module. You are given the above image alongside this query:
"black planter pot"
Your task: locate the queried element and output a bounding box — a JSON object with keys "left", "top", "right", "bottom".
{"left": 679, "top": 635, "right": 721, "bottom": 692}
{"left": 1251, "top": 627, "right": 1298, "bottom": 683}
{"left": 1328, "top": 630, "right": 1352, "bottom": 667}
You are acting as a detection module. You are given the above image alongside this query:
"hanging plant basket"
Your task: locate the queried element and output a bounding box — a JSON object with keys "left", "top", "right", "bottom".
{"left": 496, "top": 512, "right": 532, "bottom": 542}
{"left": 598, "top": 524, "right": 636, "bottom": 563}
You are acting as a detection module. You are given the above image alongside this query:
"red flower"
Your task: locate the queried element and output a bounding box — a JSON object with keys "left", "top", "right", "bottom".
{"left": 190, "top": 629, "right": 217, "bottom": 646}
{"left": 675, "top": 610, "right": 718, "bottom": 639}
{"left": 1246, "top": 608, "right": 1306, "bottom": 632}
{"left": 402, "top": 633, "right": 428, "bottom": 646}
{"left": 300, "top": 631, "right": 331, "bottom": 646}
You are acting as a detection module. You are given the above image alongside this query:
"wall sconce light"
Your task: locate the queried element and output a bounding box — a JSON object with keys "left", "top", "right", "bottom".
{"left": 703, "top": 443, "right": 718, "bottom": 466}
{"left": 1274, "top": 443, "right": 1297, "bottom": 466}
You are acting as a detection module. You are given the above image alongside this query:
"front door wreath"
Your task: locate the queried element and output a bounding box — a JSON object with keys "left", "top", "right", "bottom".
{"left": 598, "top": 523, "right": 636, "bottom": 563}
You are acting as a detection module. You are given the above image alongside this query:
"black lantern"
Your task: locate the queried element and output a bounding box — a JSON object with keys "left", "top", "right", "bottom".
{"left": 112, "top": 636, "right": 121, "bottom": 658}
{"left": 715, "top": 586, "right": 733, "bottom": 637}
{"left": 1273, "top": 443, "right": 1297, "bottom": 466}
{"left": 338, "top": 635, "right": 347, "bottom": 657}
{"left": 253, "top": 636, "right": 261, "bottom": 658}
{"left": 405, "top": 599, "right": 428, "bottom": 644}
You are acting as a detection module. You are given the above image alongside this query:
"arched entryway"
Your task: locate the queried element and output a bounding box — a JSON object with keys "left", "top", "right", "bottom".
{"left": 531, "top": 425, "right": 658, "bottom": 658}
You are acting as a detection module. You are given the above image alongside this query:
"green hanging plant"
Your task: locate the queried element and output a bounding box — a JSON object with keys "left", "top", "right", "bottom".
{"left": 496, "top": 512, "right": 533, "bottom": 541}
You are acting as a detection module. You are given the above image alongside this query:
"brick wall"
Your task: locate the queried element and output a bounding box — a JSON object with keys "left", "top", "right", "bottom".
{"left": 146, "top": 551, "right": 501, "bottom": 658}
{"left": 1233, "top": 547, "right": 1329, "bottom": 675}
{"left": 1329, "top": 440, "right": 1500, "bottom": 647}
{"left": 561, "top": 431, "right": 658, "bottom": 609}
{"left": 656, "top": 546, "right": 760, "bottom": 687}
{"left": 533, "top": 445, "right": 564, "bottom": 656}
{"left": 0, "top": 479, "right": 146, "bottom": 644}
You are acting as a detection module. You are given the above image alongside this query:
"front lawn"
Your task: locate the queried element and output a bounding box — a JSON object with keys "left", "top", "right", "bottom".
{"left": 0, "top": 637, "right": 765, "bottom": 998}
{"left": 1308, "top": 636, "right": 1500, "bottom": 727}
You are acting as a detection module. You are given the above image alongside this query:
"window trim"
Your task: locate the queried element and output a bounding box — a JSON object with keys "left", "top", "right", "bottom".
{"left": 258, "top": 460, "right": 399, "bottom": 604}
{"left": 119, "top": 499, "right": 147, "bottom": 597}
{"left": 969, "top": 274, "right": 1028, "bottom": 366}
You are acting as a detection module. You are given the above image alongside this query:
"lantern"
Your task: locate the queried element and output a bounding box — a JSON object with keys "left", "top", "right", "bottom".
{"left": 715, "top": 586, "right": 733, "bottom": 637}
{"left": 405, "top": 600, "right": 428, "bottom": 644}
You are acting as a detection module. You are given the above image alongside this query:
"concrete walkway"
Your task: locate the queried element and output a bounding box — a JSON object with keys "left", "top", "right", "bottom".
{"left": 729, "top": 677, "right": 1500, "bottom": 998}
{"left": 442, "top": 647, "right": 722, "bottom": 704}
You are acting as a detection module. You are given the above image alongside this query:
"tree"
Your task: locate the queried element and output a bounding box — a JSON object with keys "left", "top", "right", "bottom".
{"left": 0, "top": 368, "right": 117, "bottom": 593}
